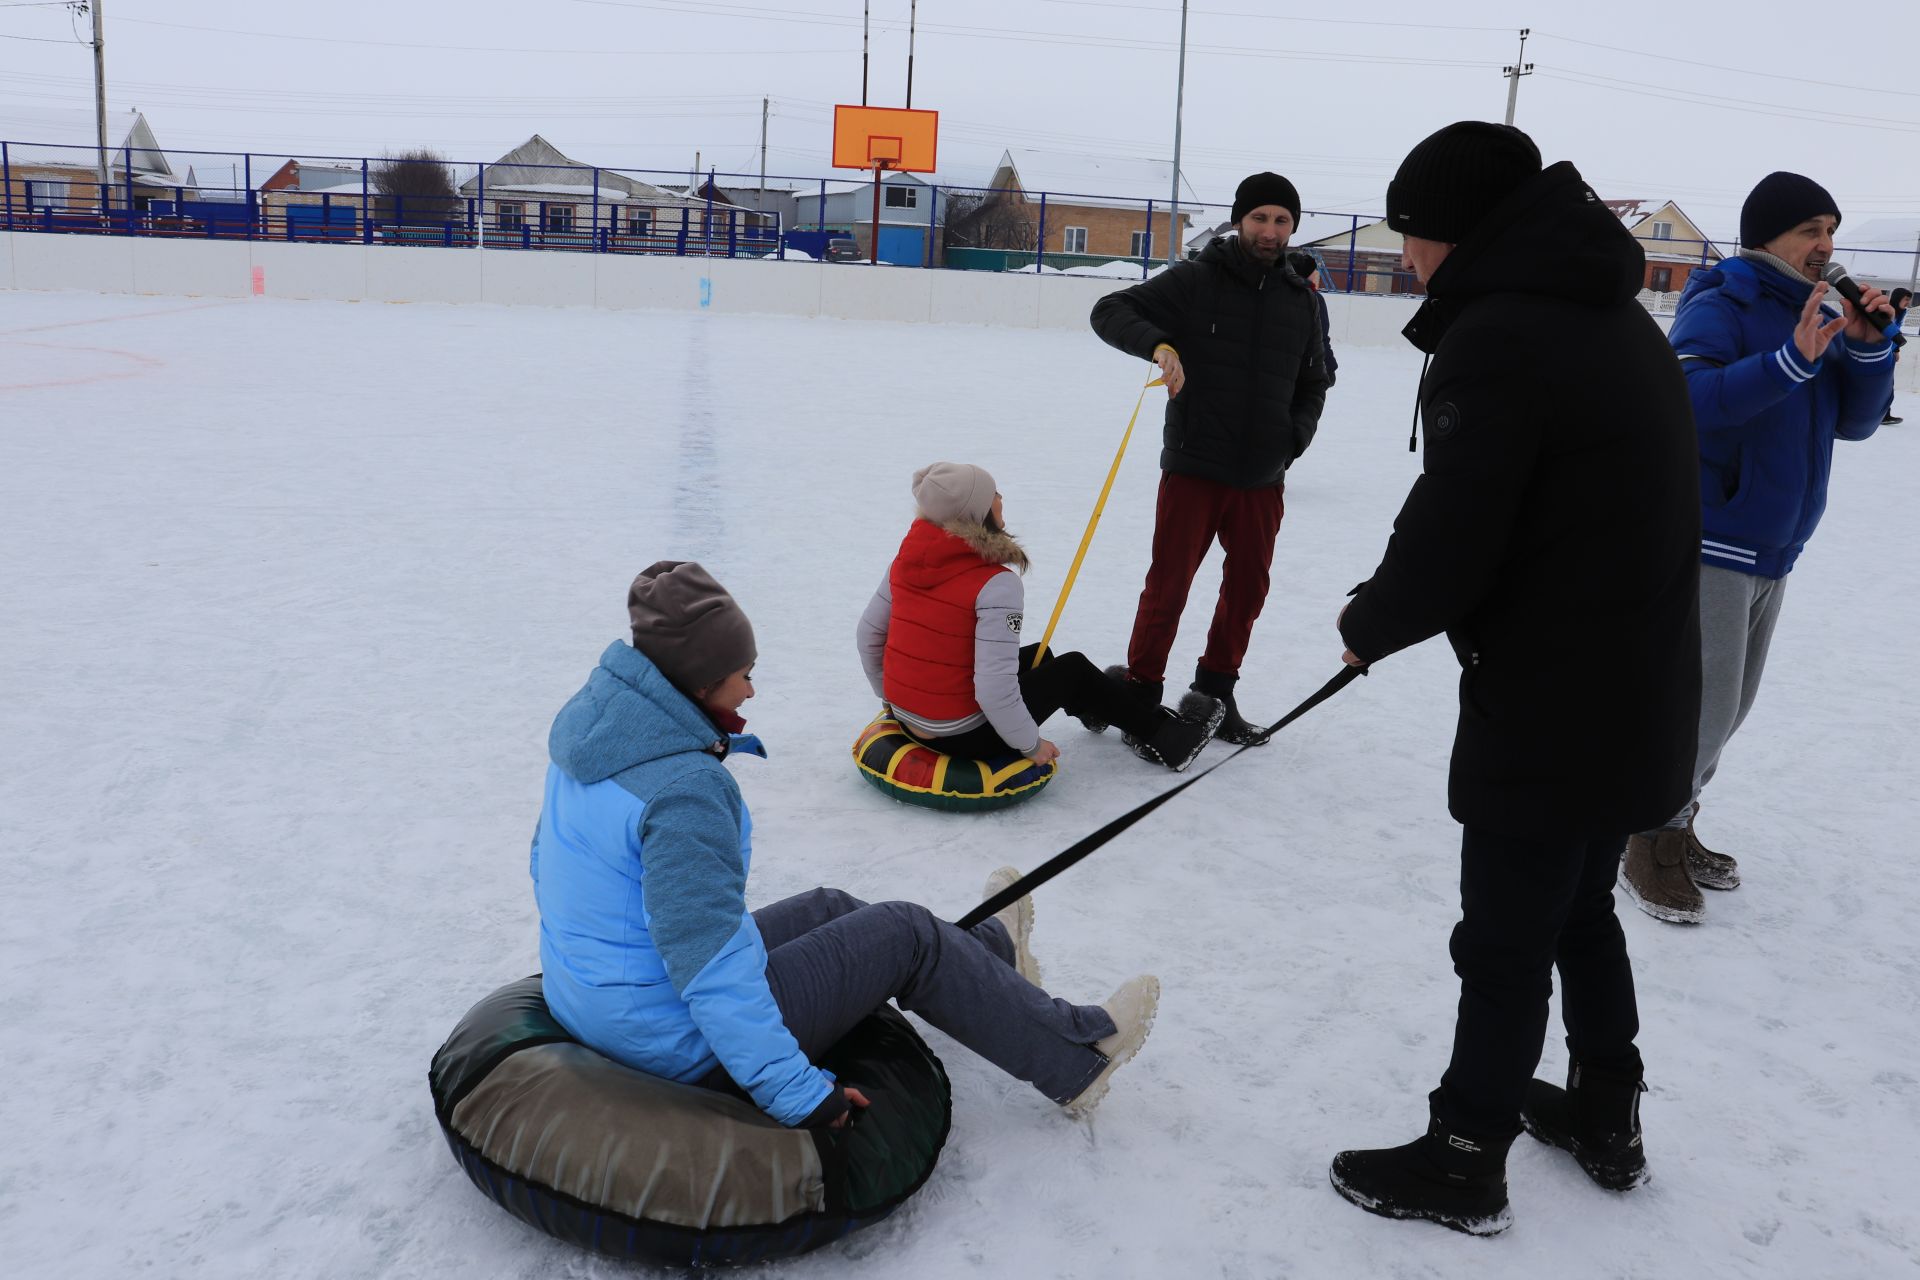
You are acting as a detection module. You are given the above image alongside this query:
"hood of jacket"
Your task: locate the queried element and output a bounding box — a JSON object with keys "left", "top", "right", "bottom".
{"left": 1197, "top": 234, "right": 1307, "bottom": 290}
{"left": 549, "top": 640, "right": 732, "bottom": 784}
{"left": 894, "top": 517, "right": 1029, "bottom": 586}
{"left": 1404, "top": 161, "right": 1645, "bottom": 353}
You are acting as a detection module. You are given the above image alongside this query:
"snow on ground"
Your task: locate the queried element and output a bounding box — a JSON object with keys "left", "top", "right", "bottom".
{"left": 2, "top": 287, "right": 1916, "bottom": 1279}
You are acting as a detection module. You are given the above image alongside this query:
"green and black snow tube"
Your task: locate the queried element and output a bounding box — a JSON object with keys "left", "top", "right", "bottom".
{"left": 429, "top": 976, "right": 952, "bottom": 1267}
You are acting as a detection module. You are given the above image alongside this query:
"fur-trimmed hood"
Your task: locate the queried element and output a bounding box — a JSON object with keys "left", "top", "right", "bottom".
{"left": 912, "top": 514, "right": 1030, "bottom": 573}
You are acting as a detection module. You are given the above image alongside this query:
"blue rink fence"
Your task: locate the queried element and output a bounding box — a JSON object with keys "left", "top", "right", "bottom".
{"left": 5, "top": 140, "right": 1918, "bottom": 295}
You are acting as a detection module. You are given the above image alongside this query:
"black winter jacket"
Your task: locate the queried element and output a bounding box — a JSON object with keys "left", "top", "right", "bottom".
{"left": 1090, "top": 237, "right": 1329, "bottom": 488}
{"left": 1338, "top": 161, "right": 1703, "bottom": 838}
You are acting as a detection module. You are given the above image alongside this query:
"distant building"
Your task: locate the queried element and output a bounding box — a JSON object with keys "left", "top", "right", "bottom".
{"left": 1298, "top": 217, "right": 1420, "bottom": 294}
{"left": 1831, "top": 216, "right": 1920, "bottom": 293}
{"left": 951, "top": 149, "right": 1194, "bottom": 266}
{"left": 1608, "top": 199, "right": 1724, "bottom": 293}
{"left": 0, "top": 106, "right": 183, "bottom": 217}
{"left": 456, "top": 136, "right": 748, "bottom": 249}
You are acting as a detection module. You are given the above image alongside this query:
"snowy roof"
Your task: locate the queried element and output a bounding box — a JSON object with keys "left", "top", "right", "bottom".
{"left": 480, "top": 182, "right": 635, "bottom": 201}
{"left": 457, "top": 134, "right": 692, "bottom": 205}
{"left": 0, "top": 107, "right": 173, "bottom": 177}
{"left": 983, "top": 148, "right": 1201, "bottom": 210}
{"left": 1833, "top": 217, "right": 1920, "bottom": 284}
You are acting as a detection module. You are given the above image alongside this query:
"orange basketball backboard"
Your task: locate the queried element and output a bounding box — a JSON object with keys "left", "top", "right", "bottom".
{"left": 832, "top": 105, "right": 939, "bottom": 172}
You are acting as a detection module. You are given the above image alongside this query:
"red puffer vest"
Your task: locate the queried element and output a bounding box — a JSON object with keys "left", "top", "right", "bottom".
{"left": 883, "top": 519, "right": 1010, "bottom": 720}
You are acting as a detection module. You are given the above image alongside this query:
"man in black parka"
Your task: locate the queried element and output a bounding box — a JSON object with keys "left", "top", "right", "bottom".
{"left": 1327, "top": 123, "right": 1703, "bottom": 1236}
{"left": 1089, "top": 173, "right": 1330, "bottom": 744}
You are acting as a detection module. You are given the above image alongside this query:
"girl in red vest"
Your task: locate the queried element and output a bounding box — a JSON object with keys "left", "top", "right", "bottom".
{"left": 857, "top": 462, "right": 1224, "bottom": 772}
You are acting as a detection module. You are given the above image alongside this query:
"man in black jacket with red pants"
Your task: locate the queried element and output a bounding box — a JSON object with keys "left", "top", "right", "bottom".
{"left": 1328, "top": 123, "right": 1702, "bottom": 1235}
{"left": 1089, "top": 172, "right": 1330, "bottom": 744}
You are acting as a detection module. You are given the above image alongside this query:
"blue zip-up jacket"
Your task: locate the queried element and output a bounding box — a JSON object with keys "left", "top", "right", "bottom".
{"left": 528, "top": 640, "right": 835, "bottom": 1126}
{"left": 1668, "top": 255, "right": 1892, "bottom": 578}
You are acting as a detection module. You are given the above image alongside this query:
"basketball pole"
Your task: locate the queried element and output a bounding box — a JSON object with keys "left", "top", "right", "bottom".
{"left": 1033, "top": 371, "right": 1165, "bottom": 668}
{"left": 862, "top": 2, "right": 870, "bottom": 106}
{"left": 871, "top": 162, "right": 883, "bottom": 265}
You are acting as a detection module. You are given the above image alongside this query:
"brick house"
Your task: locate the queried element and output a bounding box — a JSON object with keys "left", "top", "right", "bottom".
{"left": 953, "top": 149, "right": 1193, "bottom": 265}
{"left": 0, "top": 106, "right": 182, "bottom": 220}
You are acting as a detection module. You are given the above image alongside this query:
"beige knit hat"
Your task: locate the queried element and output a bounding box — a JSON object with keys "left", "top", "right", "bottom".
{"left": 626, "top": 560, "right": 757, "bottom": 692}
{"left": 912, "top": 461, "right": 997, "bottom": 525}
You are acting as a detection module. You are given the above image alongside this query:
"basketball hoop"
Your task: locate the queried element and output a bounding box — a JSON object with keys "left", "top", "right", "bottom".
{"left": 831, "top": 105, "right": 939, "bottom": 266}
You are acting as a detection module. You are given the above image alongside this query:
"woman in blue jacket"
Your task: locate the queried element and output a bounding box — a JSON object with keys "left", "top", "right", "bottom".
{"left": 529, "top": 560, "right": 1158, "bottom": 1128}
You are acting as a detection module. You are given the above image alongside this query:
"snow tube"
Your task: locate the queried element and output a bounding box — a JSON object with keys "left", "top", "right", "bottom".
{"left": 429, "top": 976, "right": 951, "bottom": 1267}
{"left": 852, "top": 713, "right": 1056, "bottom": 812}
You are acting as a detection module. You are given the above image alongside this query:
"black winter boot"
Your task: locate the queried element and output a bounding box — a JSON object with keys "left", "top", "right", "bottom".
{"left": 1521, "top": 1061, "right": 1650, "bottom": 1191}
{"left": 1330, "top": 1106, "right": 1517, "bottom": 1237}
{"left": 1127, "top": 697, "right": 1226, "bottom": 772}
{"left": 1190, "top": 666, "right": 1271, "bottom": 746}
{"left": 1098, "top": 664, "right": 1164, "bottom": 738}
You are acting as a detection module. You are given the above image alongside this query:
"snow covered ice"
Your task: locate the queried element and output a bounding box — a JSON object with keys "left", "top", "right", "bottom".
{"left": 3, "top": 287, "right": 1917, "bottom": 1278}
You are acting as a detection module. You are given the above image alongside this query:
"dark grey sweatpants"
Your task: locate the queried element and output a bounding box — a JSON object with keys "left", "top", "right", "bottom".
{"left": 745, "top": 888, "right": 1116, "bottom": 1104}
{"left": 1664, "top": 563, "right": 1789, "bottom": 827}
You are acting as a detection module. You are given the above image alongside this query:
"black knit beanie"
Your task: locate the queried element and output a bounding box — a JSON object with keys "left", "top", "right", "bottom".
{"left": 1739, "top": 172, "right": 1840, "bottom": 249}
{"left": 1232, "top": 172, "right": 1301, "bottom": 226}
{"left": 1386, "top": 121, "right": 1543, "bottom": 244}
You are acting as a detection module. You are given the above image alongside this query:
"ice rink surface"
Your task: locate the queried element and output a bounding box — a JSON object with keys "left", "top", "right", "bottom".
{"left": 3, "top": 288, "right": 1916, "bottom": 1278}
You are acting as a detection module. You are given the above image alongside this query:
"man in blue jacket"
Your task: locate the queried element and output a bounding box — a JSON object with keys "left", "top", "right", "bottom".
{"left": 1620, "top": 172, "right": 1897, "bottom": 925}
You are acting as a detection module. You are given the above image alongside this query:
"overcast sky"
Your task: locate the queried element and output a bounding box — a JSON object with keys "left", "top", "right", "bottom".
{"left": 3, "top": 0, "right": 1918, "bottom": 245}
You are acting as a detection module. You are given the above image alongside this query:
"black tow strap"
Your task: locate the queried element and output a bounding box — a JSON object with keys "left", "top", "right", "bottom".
{"left": 953, "top": 664, "right": 1367, "bottom": 931}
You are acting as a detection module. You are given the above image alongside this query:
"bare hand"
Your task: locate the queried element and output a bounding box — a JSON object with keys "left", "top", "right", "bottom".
{"left": 1341, "top": 648, "right": 1364, "bottom": 668}
{"left": 828, "top": 1086, "right": 871, "bottom": 1128}
{"left": 1030, "top": 738, "right": 1061, "bottom": 766}
{"left": 1153, "top": 345, "right": 1185, "bottom": 397}
{"left": 1841, "top": 280, "right": 1895, "bottom": 345}
{"left": 1794, "top": 283, "right": 1848, "bottom": 363}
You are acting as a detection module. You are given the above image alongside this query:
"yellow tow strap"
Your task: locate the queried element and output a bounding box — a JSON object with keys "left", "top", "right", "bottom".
{"left": 1033, "top": 369, "right": 1166, "bottom": 667}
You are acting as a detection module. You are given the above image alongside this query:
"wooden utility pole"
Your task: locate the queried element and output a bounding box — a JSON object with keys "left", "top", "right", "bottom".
{"left": 88, "top": 1, "right": 109, "bottom": 212}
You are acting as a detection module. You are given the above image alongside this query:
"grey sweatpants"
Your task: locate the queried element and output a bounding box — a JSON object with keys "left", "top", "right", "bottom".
{"left": 1663, "top": 563, "right": 1788, "bottom": 828}
{"left": 745, "top": 888, "right": 1117, "bottom": 1104}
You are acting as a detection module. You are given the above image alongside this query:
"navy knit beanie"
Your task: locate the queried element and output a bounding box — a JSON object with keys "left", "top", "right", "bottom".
{"left": 1386, "top": 121, "right": 1542, "bottom": 244}
{"left": 1739, "top": 172, "right": 1840, "bottom": 249}
{"left": 1232, "top": 172, "right": 1301, "bottom": 226}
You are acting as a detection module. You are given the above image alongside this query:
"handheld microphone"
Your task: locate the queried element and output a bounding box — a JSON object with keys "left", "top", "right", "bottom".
{"left": 1821, "top": 262, "right": 1906, "bottom": 349}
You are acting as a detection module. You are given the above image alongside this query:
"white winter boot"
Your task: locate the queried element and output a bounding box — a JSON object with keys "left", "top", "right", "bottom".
{"left": 1063, "top": 975, "right": 1161, "bottom": 1118}
{"left": 982, "top": 865, "right": 1041, "bottom": 986}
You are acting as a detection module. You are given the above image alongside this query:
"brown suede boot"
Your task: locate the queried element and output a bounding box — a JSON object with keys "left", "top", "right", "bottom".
{"left": 1685, "top": 812, "right": 1741, "bottom": 891}
{"left": 1619, "top": 830, "right": 1706, "bottom": 924}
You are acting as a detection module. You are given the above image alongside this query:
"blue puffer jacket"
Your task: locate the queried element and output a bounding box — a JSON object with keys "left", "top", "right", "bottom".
{"left": 1668, "top": 255, "right": 1892, "bottom": 578}
{"left": 529, "top": 640, "right": 835, "bottom": 1126}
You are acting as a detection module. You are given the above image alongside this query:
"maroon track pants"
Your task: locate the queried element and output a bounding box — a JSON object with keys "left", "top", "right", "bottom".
{"left": 1125, "top": 471, "right": 1285, "bottom": 684}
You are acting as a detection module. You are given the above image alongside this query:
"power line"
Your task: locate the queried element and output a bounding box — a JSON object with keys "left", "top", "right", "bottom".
{"left": 562, "top": 0, "right": 1491, "bottom": 65}
{"left": 1538, "top": 68, "right": 1920, "bottom": 134}
{"left": 1535, "top": 29, "right": 1920, "bottom": 101}
{"left": 0, "top": 29, "right": 79, "bottom": 41}
{"left": 112, "top": 16, "right": 845, "bottom": 57}
{"left": 1032, "top": 0, "right": 1511, "bottom": 32}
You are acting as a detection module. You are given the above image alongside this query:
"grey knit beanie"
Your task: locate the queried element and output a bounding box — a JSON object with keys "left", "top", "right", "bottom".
{"left": 912, "top": 461, "right": 996, "bottom": 525}
{"left": 626, "top": 560, "right": 756, "bottom": 692}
